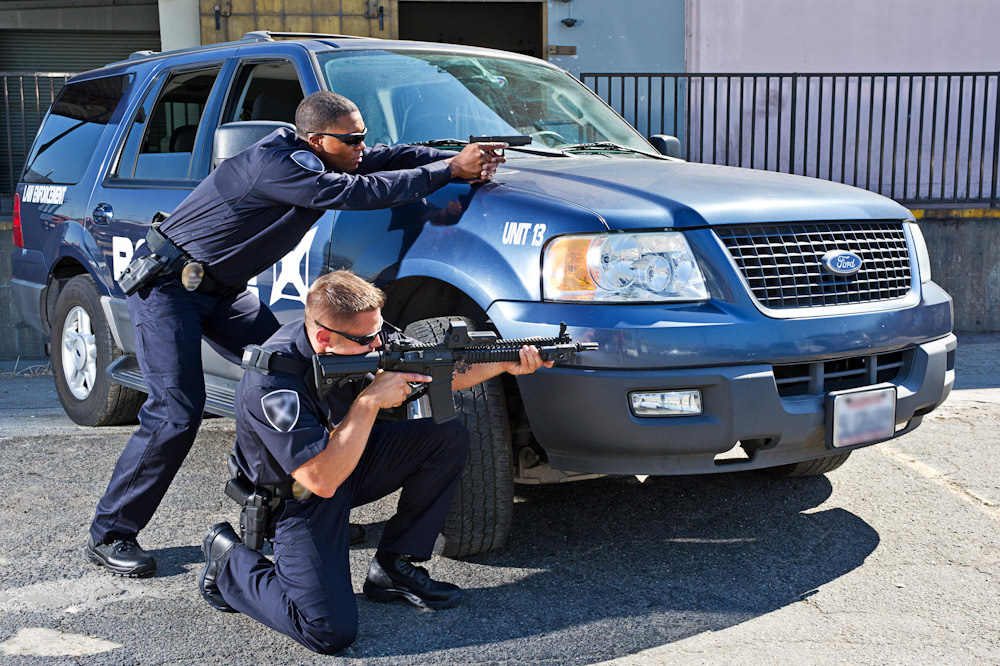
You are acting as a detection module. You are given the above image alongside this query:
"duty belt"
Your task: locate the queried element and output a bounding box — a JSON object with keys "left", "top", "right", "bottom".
{"left": 118, "top": 212, "right": 237, "bottom": 297}
{"left": 142, "top": 222, "right": 229, "bottom": 295}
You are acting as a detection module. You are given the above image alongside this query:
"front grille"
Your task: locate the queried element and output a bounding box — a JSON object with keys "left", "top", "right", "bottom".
{"left": 716, "top": 222, "right": 912, "bottom": 309}
{"left": 773, "top": 348, "right": 913, "bottom": 398}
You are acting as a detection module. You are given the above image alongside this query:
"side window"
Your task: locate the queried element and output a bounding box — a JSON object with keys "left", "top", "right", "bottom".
{"left": 114, "top": 67, "right": 221, "bottom": 181}
{"left": 221, "top": 60, "right": 304, "bottom": 125}
{"left": 22, "top": 74, "right": 133, "bottom": 185}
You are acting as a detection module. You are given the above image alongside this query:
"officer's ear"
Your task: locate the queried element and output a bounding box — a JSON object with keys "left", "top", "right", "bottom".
{"left": 305, "top": 133, "right": 326, "bottom": 153}
{"left": 314, "top": 326, "right": 333, "bottom": 351}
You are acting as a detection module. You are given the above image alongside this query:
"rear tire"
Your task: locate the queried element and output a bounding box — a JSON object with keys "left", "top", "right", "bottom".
{"left": 50, "top": 275, "right": 144, "bottom": 426}
{"left": 404, "top": 316, "right": 513, "bottom": 558}
{"left": 766, "top": 451, "right": 852, "bottom": 477}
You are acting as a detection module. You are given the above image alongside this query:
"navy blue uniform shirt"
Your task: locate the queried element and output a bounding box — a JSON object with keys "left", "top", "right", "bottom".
{"left": 233, "top": 319, "right": 414, "bottom": 487}
{"left": 159, "top": 128, "right": 453, "bottom": 287}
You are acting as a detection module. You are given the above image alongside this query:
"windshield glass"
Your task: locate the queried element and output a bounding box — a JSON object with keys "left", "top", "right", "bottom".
{"left": 318, "top": 50, "right": 651, "bottom": 153}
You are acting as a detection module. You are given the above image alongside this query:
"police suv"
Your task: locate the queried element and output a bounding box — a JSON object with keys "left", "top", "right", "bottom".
{"left": 11, "top": 32, "right": 955, "bottom": 557}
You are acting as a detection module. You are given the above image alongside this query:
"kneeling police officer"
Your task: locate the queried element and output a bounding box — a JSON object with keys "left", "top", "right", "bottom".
{"left": 198, "top": 270, "right": 551, "bottom": 654}
{"left": 85, "top": 91, "right": 506, "bottom": 577}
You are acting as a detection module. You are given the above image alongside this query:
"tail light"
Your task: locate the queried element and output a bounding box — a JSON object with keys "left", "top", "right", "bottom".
{"left": 12, "top": 192, "right": 23, "bottom": 248}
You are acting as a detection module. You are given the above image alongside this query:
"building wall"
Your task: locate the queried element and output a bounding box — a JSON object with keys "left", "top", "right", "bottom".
{"left": 547, "top": 0, "right": 685, "bottom": 78}
{"left": 686, "top": 0, "right": 1000, "bottom": 73}
{"left": 0, "top": 1, "right": 157, "bottom": 31}
{"left": 916, "top": 210, "right": 1000, "bottom": 333}
{"left": 199, "top": 0, "right": 398, "bottom": 44}
{"left": 160, "top": 0, "right": 201, "bottom": 50}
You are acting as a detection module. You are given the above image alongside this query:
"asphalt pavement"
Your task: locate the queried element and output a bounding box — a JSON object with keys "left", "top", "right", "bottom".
{"left": 0, "top": 336, "right": 997, "bottom": 665}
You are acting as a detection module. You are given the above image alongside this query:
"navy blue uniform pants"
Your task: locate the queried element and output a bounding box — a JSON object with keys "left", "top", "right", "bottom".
{"left": 217, "top": 418, "right": 470, "bottom": 655}
{"left": 90, "top": 276, "right": 280, "bottom": 544}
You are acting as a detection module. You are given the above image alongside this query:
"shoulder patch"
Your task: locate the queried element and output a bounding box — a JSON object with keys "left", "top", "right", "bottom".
{"left": 261, "top": 389, "right": 301, "bottom": 432}
{"left": 290, "top": 150, "right": 324, "bottom": 173}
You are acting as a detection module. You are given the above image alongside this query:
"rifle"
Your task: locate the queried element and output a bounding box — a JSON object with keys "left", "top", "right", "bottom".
{"left": 312, "top": 320, "right": 597, "bottom": 424}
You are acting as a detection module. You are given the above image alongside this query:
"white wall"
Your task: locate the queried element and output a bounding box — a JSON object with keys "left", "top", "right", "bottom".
{"left": 158, "top": 0, "right": 201, "bottom": 51}
{"left": 687, "top": 0, "right": 1000, "bottom": 72}
{"left": 547, "top": 0, "right": 685, "bottom": 77}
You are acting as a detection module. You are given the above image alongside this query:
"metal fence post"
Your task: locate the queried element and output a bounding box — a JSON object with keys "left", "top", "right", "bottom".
{"left": 789, "top": 73, "right": 798, "bottom": 174}
{"left": 992, "top": 72, "right": 1000, "bottom": 207}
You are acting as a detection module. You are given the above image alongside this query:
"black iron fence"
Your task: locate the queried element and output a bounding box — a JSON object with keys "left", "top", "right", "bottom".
{"left": 582, "top": 72, "right": 1000, "bottom": 207}
{"left": 1, "top": 72, "right": 72, "bottom": 217}
{"left": 4, "top": 71, "right": 1000, "bottom": 208}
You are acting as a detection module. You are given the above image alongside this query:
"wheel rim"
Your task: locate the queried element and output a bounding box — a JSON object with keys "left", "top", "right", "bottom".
{"left": 61, "top": 305, "right": 98, "bottom": 400}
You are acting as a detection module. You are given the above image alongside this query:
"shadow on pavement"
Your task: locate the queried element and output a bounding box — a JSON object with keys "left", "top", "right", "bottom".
{"left": 151, "top": 545, "right": 203, "bottom": 577}
{"left": 350, "top": 470, "right": 878, "bottom": 664}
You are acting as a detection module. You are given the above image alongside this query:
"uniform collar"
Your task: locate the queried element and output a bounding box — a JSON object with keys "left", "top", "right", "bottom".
{"left": 292, "top": 320, "right": 316, "bottom": 361}
{"left": 275, "top": 126, "right": 312, "bottom": 150}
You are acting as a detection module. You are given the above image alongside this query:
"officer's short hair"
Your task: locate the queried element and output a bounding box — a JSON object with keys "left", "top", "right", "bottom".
{"left": 295, "top": 92, "right": 359, "bottom": 138}
{"left": 307, "top": 270, "right": 386, "bottom": 324}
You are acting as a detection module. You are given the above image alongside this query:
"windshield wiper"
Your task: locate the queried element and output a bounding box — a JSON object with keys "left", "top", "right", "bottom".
{"left": 560, "top": 141, "right": 666, "bottom": 159}
{"left": 406, "top": 138, "right": 570, "bottom": 157}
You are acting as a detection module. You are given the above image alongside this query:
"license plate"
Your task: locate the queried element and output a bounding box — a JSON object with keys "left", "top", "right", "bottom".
{"left": 829, "top": 386, "right": 896, "bottom": 449}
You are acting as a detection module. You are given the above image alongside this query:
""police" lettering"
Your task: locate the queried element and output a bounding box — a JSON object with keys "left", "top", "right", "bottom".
{"left": 21, "top": 185, "right": 67, "bottom": 205}
{"left": 112, "top": 235, "right": 145, "bottom": 280}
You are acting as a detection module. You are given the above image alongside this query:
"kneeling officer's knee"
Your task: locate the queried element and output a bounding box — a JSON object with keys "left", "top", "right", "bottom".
{"left": 298, "top": 615, "right": 358, "bottom": 655}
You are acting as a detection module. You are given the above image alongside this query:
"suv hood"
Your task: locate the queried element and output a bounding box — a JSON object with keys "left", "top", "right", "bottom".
{"left": 496, "top": 156, "right": 910, "bottom": 229}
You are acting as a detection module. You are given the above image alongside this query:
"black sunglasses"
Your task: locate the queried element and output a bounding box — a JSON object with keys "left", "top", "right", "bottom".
{"left": 308, "top": 130, "right": 367, "bottom": 146}
{"left": 314, "top": 318, "right": 382, "bottom": 345}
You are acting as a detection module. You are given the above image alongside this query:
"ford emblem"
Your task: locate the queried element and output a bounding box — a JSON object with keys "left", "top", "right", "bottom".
{"left": 821, "top": 250, "right": 863, "bottom": 276}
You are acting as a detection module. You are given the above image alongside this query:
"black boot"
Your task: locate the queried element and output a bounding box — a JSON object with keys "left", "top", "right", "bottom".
{"left": 85, "top": 535, "right": 156, "bottom": 577}
{"left": 363, "top": 552, "right": 462, "bottom": 610}
{"left": 199, "top": 522, "right": 240, "bottom": 613}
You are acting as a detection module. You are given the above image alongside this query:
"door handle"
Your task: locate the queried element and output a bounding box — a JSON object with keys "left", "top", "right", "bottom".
{"left": 92, "top": 203, "right": 114, "bottom": 225}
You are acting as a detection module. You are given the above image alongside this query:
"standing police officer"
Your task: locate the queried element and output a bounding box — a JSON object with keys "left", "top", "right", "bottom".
{"left": 85, "top": 91, "right": 507, "bottom": 576}
{"left": 197, "top": 270, "right": 552, "bottom": 654}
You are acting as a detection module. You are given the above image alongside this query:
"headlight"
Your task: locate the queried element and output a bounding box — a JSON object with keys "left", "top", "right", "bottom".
{"left": 906, "top": 222, "right": 932, "bottom": 284}
{"left": 542, "top": 232, "right": 709, "bottom": 302}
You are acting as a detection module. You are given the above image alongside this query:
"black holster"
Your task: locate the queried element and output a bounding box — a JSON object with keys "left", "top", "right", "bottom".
{"left": 118, "top": 212, "right": 184, "bottom": 296}
{"left": 224, "top": 456, "right": 271, "bottom": 551}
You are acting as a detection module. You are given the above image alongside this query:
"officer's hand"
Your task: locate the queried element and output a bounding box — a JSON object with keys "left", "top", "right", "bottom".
{"left": 447, "top": 142, "right": 507, "bottom": 182}
{"left": 503, "top": 345, "right": 555, "bottom": 376}
{"left": 360, "top": 369, "right": 432, "bottom": 410}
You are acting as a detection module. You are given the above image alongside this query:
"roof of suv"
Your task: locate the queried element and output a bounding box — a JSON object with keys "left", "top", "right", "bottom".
{"left": 101, "top": 30, "right": 551, "bottom": 71}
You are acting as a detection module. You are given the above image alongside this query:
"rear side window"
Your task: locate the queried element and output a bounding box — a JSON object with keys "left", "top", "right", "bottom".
{"left": 114, "top": 67, "right": 221, "bottom": 181}
{"left": 222, "top": 60, "right": 304, "bottom": 125}
{"left": 22, "top": 74, "right": 133, "bottom": 185}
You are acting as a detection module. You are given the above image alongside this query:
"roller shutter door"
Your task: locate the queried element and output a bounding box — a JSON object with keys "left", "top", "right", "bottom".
{"left": 0, "top": 30, "right": 161, "bottom": 73}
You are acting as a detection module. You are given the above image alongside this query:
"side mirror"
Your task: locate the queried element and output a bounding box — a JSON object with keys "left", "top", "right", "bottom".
{"left": 213, "top": 121, "right": 296, "bottom": 168}
{"left": 649, "top": 134, "right": 683, "bottom": 159}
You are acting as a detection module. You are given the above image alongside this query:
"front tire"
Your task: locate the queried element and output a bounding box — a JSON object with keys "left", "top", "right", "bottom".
{"left": 50, "top": 275, "right": 144, "bottom": 426}
{"left": 404, "top": 316, "right": 514, "bottom": 558}
{"left": 766, "top": 451, "right": 852, "bottom": 477}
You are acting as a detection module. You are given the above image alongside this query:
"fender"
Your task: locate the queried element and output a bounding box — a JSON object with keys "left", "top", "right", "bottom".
{"left": 43, "top": 221, "right": 113, "bottom": 294}
{"left": 340, "top": 179, "right": 610, "bottom": 310}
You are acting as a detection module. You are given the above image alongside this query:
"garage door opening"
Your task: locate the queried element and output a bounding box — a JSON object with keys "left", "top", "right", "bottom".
{"left": 398, "top": 1, "right": 544, "bottom": 58}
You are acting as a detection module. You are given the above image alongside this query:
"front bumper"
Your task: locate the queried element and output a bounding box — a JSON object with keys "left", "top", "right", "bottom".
{"left": 513, "top": 333, "right": 955, "bottom": 474}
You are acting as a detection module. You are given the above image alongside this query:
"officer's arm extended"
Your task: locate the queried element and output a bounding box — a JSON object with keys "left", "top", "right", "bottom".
{"left": 290, "top": 370, "right": 432, "bottom": 498}
{"left": 255, "top": 142, "right": 506, "bottom": 212}
{"left": 353, "top": 144, "right": 452, "bottom": 174}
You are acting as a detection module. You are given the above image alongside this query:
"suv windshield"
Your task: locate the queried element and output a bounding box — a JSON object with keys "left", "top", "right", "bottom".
{"left": 318, "top": 50, "right": 651, "bottom": 153}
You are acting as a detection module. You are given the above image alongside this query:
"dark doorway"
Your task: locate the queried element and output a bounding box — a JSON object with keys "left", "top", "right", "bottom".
{"left": 399, "top": 1, "right": 544, "bottom": 58}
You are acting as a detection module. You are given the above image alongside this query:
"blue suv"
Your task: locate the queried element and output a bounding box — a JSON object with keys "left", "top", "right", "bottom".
{"left": 10, "top": 32, "right": 955, "bottom": 556}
